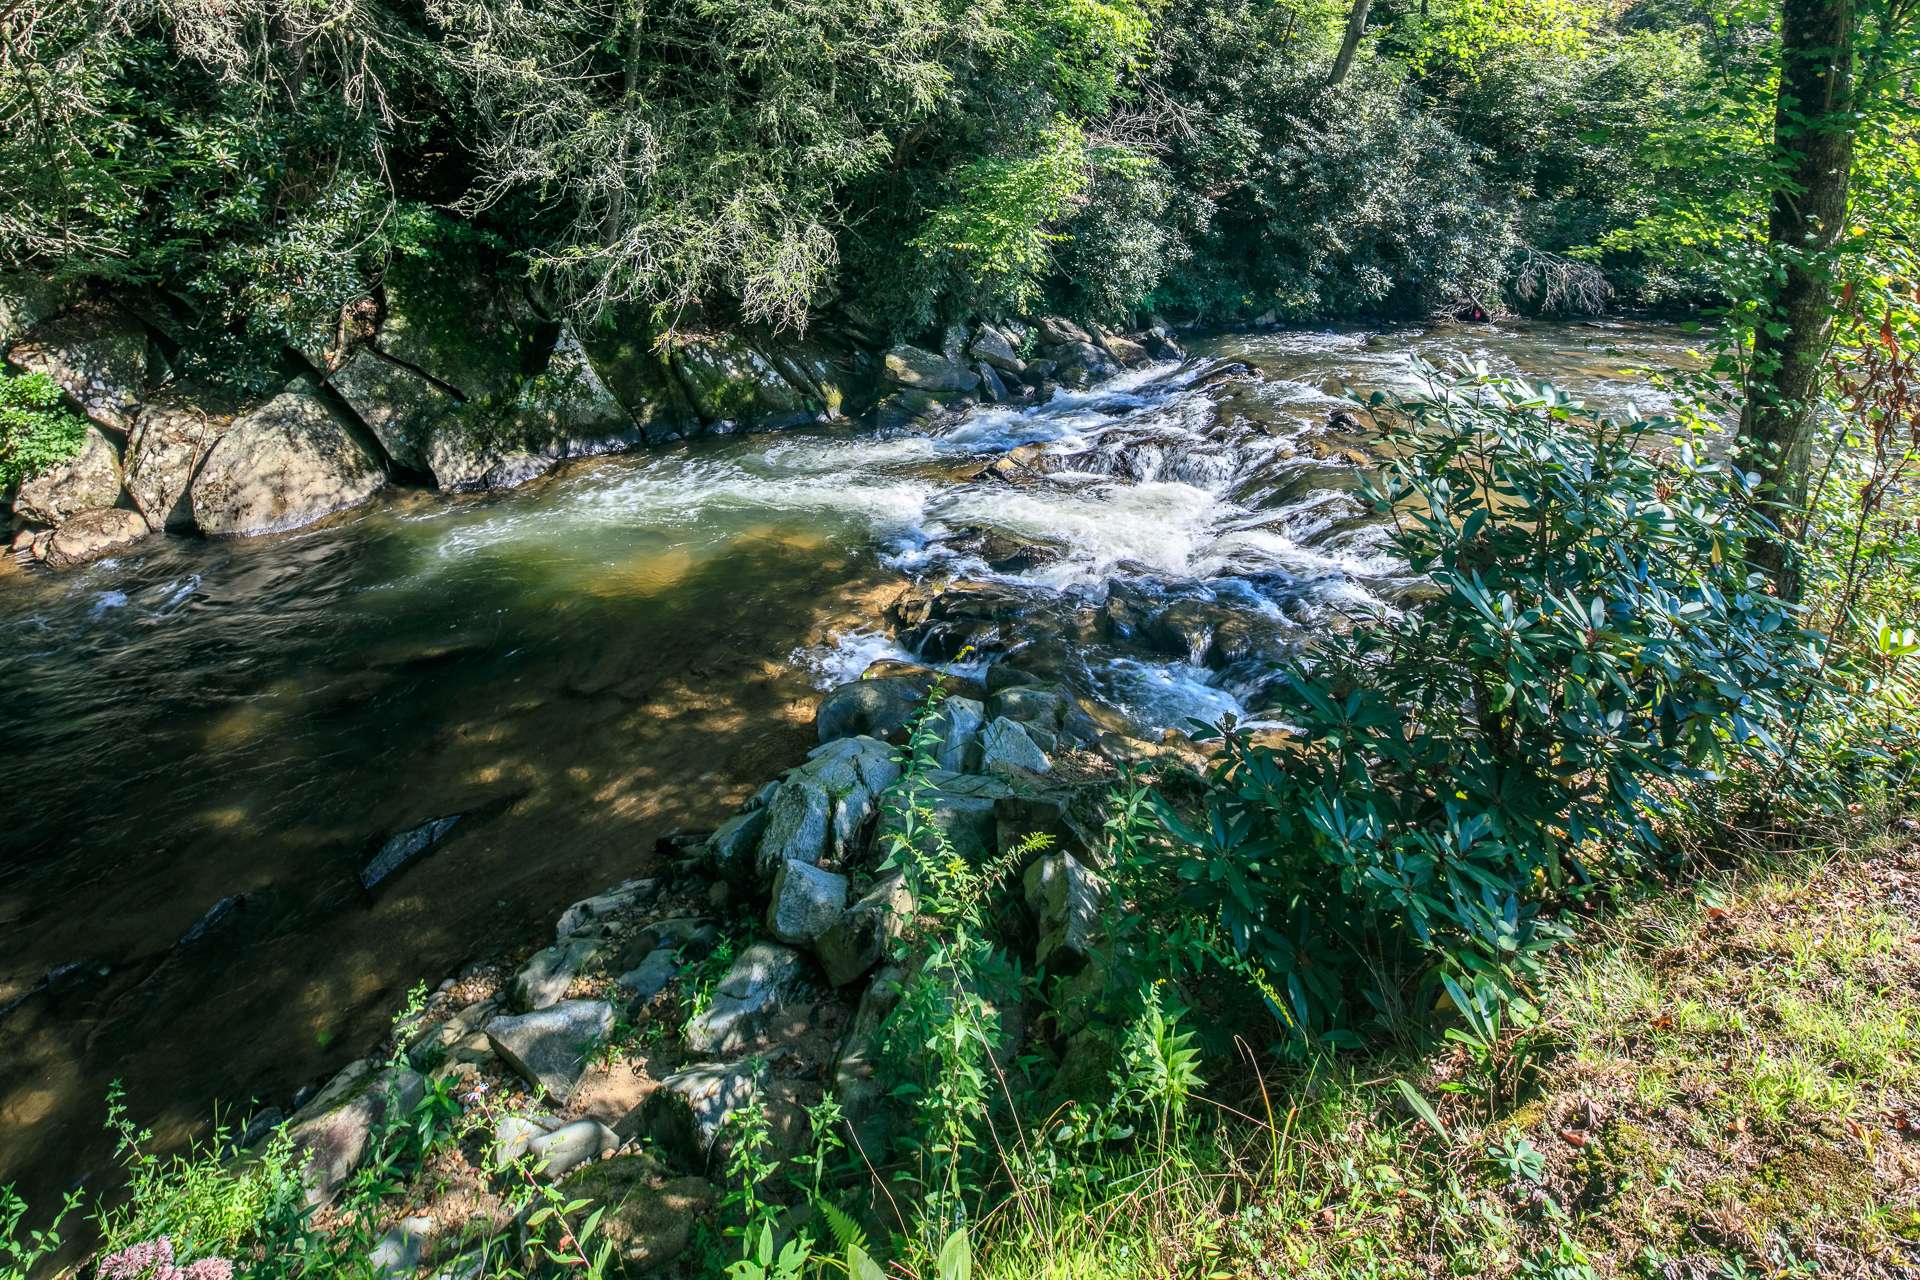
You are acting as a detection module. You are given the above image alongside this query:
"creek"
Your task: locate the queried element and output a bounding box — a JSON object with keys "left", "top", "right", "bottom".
{"left": 0, "top": 319, "right": 1699, "bottom": 1213}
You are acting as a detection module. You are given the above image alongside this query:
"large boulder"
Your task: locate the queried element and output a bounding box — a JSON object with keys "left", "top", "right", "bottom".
{"left": 576, "top": 318, "right": 702, "bottom": 444}
{"left": 0, "top": 275, "right": 70, "bottom": 348}
{"left": 284, "top": 1059, "right": 426, "bottom": 1208}
{"left": 664, "top": 328, "right": 813, "bottom": 431}
{"left": 326, "top": 346, "right": 451, "bottom": 474}
{"left": 485, "top": 999, "right": 614, "bottom": 1102}
{"left": 682, "top": 943, "right": 806, "bottom": 1055}
{"left": 42, "top": 507, "right": 148, "bottom": 567}
{"left": 876, "top": 770, "right": 1012, "bottom": 864}
{"left": 190, "top": 379, "right": 385, "bottom": 536}
{"left": 6, "top": 305, "right": 148, "bottom": 432}
{"left": 12, "top": 425, "right": 122, "bottom": 526}
{"left": 1023, "top": 853, "right": 1104, "bottom": 970}
{"left": 815, "top": 676, "right": 927, "bottom": 745}
{"left": 792, "top": 735, "right": 904, "bottom": 860}
{"left": 557, "top": 1156, "right": 713, "bottom": 1270}
{"left": 124, "top": 393, "right": 235, "bottom": 531}
{"left": 815, "top": 874, "right": 913, "bottom": 987}
{"left": 968, "top": 325, "right": 1025, "bottom": 375}
{"left": 979, "top": 716, "right": 1052, "bottom": 778}
{"left": 752, "top": 777, "right": 832, "bottom": 881}
{"left": 882, "top": 345, "right": 979, "bottom": 394}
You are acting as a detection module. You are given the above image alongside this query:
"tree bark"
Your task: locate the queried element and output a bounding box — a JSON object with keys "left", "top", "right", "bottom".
{"left": 1737, "top": 0, "right": 1856, "bottom": 598}
{"left": 1328, "top": 0, "right": 1374, "bottom": 85}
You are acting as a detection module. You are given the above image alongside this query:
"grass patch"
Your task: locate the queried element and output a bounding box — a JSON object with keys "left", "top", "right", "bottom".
{"left": 968, "top": 830, "right": 1920, "bottom": 1279}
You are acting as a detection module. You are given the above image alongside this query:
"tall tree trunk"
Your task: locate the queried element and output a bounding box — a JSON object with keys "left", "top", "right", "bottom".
{"left": 1328, "top": 0, "right": 1373, "bottom": 85}
{"left": 1737, "top": 0, "right": 1856, "bottom": 598}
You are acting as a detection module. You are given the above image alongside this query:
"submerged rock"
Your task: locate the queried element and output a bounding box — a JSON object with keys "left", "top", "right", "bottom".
{"left": 359, "top": 814, "right": 462, "bottom": 892}
{"left": 190, "top": 378, "right": 385, "bottom": 536}
{"left": 486, "top": 999, "right": 613, "bottom": 1102}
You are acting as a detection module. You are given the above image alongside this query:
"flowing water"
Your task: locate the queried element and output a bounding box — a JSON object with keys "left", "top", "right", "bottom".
{"left": 0, "top": 319, "right": 1701, "bottom": 1214}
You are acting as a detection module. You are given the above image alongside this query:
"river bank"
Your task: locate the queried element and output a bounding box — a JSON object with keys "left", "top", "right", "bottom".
{"left": 0, "top": 318, "right": 1699, "bottom": 1241}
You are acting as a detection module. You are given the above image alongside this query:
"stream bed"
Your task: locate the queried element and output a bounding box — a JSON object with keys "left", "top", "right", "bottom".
{"left": 0, "top": 319, "right": 1700, "bottom": 1212}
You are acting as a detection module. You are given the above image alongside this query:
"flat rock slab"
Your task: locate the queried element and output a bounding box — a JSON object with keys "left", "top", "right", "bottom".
{"left": 556, "top": 878, "right": 658, "bottom": 941}
{"left": 486, "top": 1000, "right": 613, "bottom": 1102}
{"left": 513, "top": 935, "right": 601, "bottom": 1011}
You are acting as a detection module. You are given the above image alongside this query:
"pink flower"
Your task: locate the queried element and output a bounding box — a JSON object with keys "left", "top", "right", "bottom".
{"left": 97, "top": 1238, "right": 233, "bottom": 1280}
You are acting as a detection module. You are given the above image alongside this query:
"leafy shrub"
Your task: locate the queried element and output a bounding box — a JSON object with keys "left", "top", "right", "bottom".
{"left": 1164, "top": 365, "right": 1823, "bottom": 1046}
{"left": 0, "top": 370, "right": 88, "bottom": 491}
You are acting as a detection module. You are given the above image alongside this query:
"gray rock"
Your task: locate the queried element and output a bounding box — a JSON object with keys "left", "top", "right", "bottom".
{"left": 637, "top": 1058, "right": 766, "bottom": 1171}
{"left": 369, "top": 1215, "right": 434, "bottom": 1280}
{"left": 815, "top": 676, "right": 926, "bottom": 745}
{"left": 12, "top": 426, "right": 122, "bottom": 526}
{"left": 492, "top": 1113, "right": 561, "bottom": 1166}
{"left": 882, "top": 345, "right": 980, "bottom": 394}
{"left": 513, "top": 935, "right": 601, "bottom": 1011}
{"left": 191, "top": 378, "right": 385, "bottom": 536}
{"left": 969, "top": 324, "right": 1025, "bottom": 375}
{"left": 1033, "top": 316, "right": 1094, "bottom": 348}
{"left": 665, "top": 328, "right": 813, "bottom": 431}
{"left": 360, "top": 814, "right": 462, "bottom": 892}
{"left": 832, "top": 965, "right": 906, "bottom": 1157}
{"left": 682, "top": 943, "right": 806, "bottom": 1055}
{"left": 978, "top": 361, "right": 1011, "bottom": 403}
{"left": 285, "top": 1059, "right": 426, "bottom": 1208}
{"left": 555, "top": 877, "right": 658, "bottom": 941}
{"left": 1024, "top": 853, "right": 1105, "bottom": 969}
{"left": 799, "top": 734, "right": 903, "bottom": 858}
{"left": 980, "top": 716, "right": 1052, "bottom": 778}
{"left": 0, "top": 274, "right": 70, "bottom": 348}
{"left": 766, "top": 860, "right": 849, "bottom": 945}
{"left": 931, "top": 697, "right": 985, "bottom": 772}
{"left": 124, "top": 394, "right": 233, "bottom": 531}
{"left": 41, "top": 507, "right": 147, "bottom": 567}
{"left": 528, "top": 1118, "right": 620, "bottom": 1180}
{"left": 485, "top": 999, "right": 614, "bottom": 1102}
{"left": 327, "top": 346, "right": 451, "bottom": 474}
{"left": 1096, "top": 329, "right": 1152, "bottom": 367}
{"left": 631, "top": 916, "right": 722, "bottom": 959}
{"left": 753, "top": 778, "right": 831, "bottom": 881}
{"left": 876, "top": 770, "right": 1012, "bottom": 864}
{"left": 616, "top": 948, "right": 680, "bottom": 1009}
{"left": 706, "top": 808, "right": 770, "bottom": 880}
{"left": 6, "top": 305, "right": 148, "bottom": 432}
{"left": 558, "top": 1156, "right": 713, "bottom": 1270}
{"left": 815, "top": 874, "right": 913, "bottom": 987}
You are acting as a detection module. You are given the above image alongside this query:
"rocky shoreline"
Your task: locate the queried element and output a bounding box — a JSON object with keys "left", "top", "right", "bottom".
{"left": 255, "top": 655, "right": 1144, "bottom": 1277}
{"left": 2, "top": 270, "right": 1180, "bottom": 569}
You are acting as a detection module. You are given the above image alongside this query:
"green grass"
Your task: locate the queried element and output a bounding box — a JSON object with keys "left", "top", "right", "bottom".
{"left": 965, "top": 830, "right": 1920, "bottom": 1280}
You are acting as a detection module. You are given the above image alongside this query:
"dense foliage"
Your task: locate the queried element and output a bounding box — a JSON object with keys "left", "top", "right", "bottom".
{"left": 1, "top": 0, "right": 1853, "bottom": 380}
{"left": 0, "top": 371, "right": 88, "bottom": 489}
